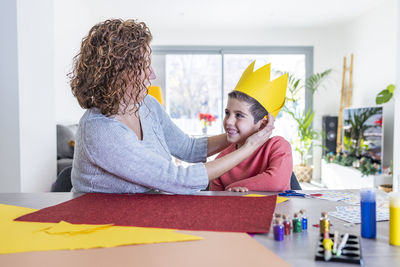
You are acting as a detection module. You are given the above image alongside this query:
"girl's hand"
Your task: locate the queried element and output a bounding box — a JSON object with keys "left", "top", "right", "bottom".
{"left": 226, "top": 186, "right": 249, "bottom": 192}
{"left": 244, "top": 115, "right": 275, "bottom": 148}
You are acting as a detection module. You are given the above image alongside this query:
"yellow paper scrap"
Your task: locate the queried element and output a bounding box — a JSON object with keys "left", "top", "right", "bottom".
{"left": 0, "top": 204, "right": 202, "bottom": 254}
{"left": 244, "top": 194, "right": 289, "bottom": 204}
{"left": 43, "top": 221, "right": 113, "bottom": 235}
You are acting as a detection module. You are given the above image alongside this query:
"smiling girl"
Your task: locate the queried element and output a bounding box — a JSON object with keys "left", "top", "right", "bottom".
{"left": 210, "top": 62, "right": 293, "bottom": 192}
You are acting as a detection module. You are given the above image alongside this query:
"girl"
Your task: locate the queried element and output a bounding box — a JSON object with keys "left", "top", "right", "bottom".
{"left": 210, "top": 62, "right": 293, "bottom": 192}
{"left": 69, "top": 19, "right": 275, "bottom": 194}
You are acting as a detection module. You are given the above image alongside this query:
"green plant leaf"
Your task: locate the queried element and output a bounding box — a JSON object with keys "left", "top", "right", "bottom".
{"left": 303, "top": 110, "right": 315, "bottom": 130}
{"left": 376, "top": 89, "right": 393, "bottom": 104}
{"left": 387, "top": 84, "right": 396, "bottom": 93}
{"left": 306, "top": 69, "right": 332, "bottom": 94}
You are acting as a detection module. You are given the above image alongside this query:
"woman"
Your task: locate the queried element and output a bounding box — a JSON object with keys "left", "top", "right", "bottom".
{"left": 70, "top": 19, "right": 275, "bottom": 194}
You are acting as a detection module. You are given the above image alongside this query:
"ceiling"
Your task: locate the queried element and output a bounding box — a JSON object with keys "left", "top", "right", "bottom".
{"left": 70, "top": 0, "right": 388, "bottom": 30}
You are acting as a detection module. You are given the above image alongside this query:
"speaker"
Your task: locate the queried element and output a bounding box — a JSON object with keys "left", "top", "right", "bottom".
{"left": 322, "top": 116, "right": 338, "bottom": 155}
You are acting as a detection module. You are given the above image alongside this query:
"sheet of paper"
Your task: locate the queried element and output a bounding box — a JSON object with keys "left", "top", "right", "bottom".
{"left": 312, "top": 190, "right": 389, "bottom": 207}
{"left": 328, "top": 205, "right": 389, "bottom": 224}
{"left": 0, "top": 230, "right": 290, "bottom": 267}
{"left": 0, "top": 204, "right": 202, "bottom": 254}
{"left": 42, "top": 221, "right": 113, "bottom": 235}
{"left": 244, "top": 194, "right": 289, "bottom": 204}
{"left": 15, "top": 193, "right": 277, "bottom": 233}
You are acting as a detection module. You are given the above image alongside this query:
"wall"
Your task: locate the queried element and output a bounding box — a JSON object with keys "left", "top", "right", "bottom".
{"left": 0, "top": 0, "right": 56, "bottom": 192}
{"left": 17, "top": 0, "right": 56, "bottom": 192}
{"left": 343, "top": 0, "right": 397, "bottom": 169}
{"left": 0, "top": 0, "right": 21, "bottom": 192}
{"left": 393, "top": 1, "right": 400, "bottom": 192}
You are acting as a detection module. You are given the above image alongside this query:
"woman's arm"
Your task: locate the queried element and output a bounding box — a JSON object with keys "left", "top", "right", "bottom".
{"left": 149, "top": 96, "right": 207, "bottom": 163}
{"left": 82, "top": 118, "right": 208, "bottom": 194}
{"left": 205, "top": 116, "right": 275, "bottom": 181}
{"left": 207, "top": 133, "right": 230, "bottom": 157}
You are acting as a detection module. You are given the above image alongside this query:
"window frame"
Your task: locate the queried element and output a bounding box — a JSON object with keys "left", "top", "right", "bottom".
{"left": 152, "top": 45, "right": 314, "bottom": 131}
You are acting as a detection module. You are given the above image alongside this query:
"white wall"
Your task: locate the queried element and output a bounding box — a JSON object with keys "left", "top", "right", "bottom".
{"left": 0, "top": 0, "right": 21, "bottom": 192}
{"left": 17, "top": 0, "right": 56, "bottom": 192}
{"left": 0, "top": 0, "right": 56, "bottom": 192}
{"left": 393, "top": 1, "right": 400, "bottom": 192}
{"left": 54, "top": 1, "right": 348, "bottom": 126}
{"left": 343, "top": 0, "right": 397, "bottom": 169}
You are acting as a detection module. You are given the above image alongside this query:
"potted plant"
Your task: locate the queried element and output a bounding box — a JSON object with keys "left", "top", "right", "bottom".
{"left": 283, "top": 69, "right": 332, "bottom": 182}
{"left": 198, "top": 112, "right": 216, "bottom": 135}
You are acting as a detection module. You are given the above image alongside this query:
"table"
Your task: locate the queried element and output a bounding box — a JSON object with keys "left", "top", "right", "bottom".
{"left": 0, "top": 191, "right": 399, "bottom": 266}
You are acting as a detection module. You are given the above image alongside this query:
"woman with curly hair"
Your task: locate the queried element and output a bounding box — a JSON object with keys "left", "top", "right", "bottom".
{"left": 70, "top": 19, "right": 275, "bottom": 194}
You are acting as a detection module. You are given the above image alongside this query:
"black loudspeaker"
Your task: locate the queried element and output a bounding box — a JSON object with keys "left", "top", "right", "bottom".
{"left": 322, "top": 116, "right": 338, "bottom": 155}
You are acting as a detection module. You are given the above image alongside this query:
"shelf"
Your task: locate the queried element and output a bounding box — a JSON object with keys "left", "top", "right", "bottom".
{"left": 321, "top": 160, "right": 392, "bottom": 189}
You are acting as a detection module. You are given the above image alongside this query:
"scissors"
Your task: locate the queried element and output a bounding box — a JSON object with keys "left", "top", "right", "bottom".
{"left": 278, "top": 190, "right": 323, "bottom": 198}
{"left": 278, "top": 190, "right": 306, "bottom": 197}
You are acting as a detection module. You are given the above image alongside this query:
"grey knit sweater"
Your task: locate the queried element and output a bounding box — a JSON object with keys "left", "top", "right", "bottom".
{"left": 71, "top": 95, "right": 209, "bottom": 194}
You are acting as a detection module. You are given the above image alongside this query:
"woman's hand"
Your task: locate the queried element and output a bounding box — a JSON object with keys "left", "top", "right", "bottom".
{"left": 205, "top": 115, "right": 275, "bottom": 181}
{"left": 226, "top": 186, "right": 249, "bottom": 192}
{"left": 244, "top": 115, "right": 275, "bottom": 149}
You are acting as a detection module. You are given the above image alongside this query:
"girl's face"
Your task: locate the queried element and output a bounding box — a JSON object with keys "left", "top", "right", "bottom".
{"left": 223, "top": 97, "right": 264, "bottom": 147}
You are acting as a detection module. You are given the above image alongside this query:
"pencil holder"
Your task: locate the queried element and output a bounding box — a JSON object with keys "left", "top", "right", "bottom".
{"left": 389, "top": 192, "right": 400, "bottom": 246}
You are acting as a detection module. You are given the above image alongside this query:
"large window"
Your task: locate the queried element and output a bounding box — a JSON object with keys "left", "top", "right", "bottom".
{"left": 151, "top": 46, "right": 313, "bottom": 165}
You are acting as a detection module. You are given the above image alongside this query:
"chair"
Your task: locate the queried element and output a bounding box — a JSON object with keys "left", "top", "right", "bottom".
{"left": 51, "top": 166, "right": 73, "bottom": 192}
{"left": 204, "top": 172, "right": 301, "bottom": 191}
{"left": 290, "top": 172, "right": 302, "bottom": 190}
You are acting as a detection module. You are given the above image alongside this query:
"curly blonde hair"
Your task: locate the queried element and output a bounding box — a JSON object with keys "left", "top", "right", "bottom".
{"left": 70, "top": 19, "right": 153, "bottom": 116}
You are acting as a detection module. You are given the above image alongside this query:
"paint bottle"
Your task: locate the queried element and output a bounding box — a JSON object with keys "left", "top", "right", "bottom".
{"left": 272, "top": 213, "right": 280, "bottom": 230}
{"left": 293, "top": 213, "right": 302, "bottom": 233}
{"left": 300, "top": 209, "right": 308, "bottom": 230}
{"left": 320, "top": 212, "right": 329, "bottom": 234}
{"left": 360, "top": 188, "right": 376, "bottom": 238}
{"left": 273, "top": 219, "right": 284, "bottom": 241}
{"left": 389, "top": 192, "right": 400, "bottom": 246}
{"left": 282, "top": 214, "right": 291, "bottom": 235}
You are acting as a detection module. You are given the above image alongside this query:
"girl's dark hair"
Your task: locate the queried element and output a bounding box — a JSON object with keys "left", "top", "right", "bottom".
{"left": 69, "top": 19, "right": 152, "bottom": 116}
{"left": 228, "top": 91, "right": 268, "bottom": 123}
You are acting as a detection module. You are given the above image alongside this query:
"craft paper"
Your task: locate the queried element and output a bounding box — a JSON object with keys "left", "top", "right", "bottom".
{"left": 43, "top": 221, "right": 113, "bottom": 235}
{"left": 0, "top": 204, "right": 202, "bottom": 254}
{"left": 0, "top": 230, "right": 290, "bottom": 267}
{"left": 244, "top": 194, "right": 289, "bottom": 204}
{"left": 329, "top": 205, "right": 389, "bottom": 224}
{"left": 234, "top": 61, "right": 288, "bottom": 117}
{"left": 313, "top": 190, "right": 389, "bottom": 207}
{"left": 15, "top": 193, "right": 277, "bottom": 233}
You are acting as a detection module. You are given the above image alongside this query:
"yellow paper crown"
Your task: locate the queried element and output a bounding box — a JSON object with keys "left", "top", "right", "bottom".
{"left": 233, "top": 61, "right": 288, "bottom": 117}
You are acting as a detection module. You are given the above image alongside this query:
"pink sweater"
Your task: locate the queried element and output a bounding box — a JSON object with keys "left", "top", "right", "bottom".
{"left": 210, "top": 136, "right": 293, "bottom": 192}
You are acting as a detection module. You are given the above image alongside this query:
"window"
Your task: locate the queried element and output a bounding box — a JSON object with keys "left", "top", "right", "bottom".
{"left": 151, "top": 46, "right": 313, "bottom": 164}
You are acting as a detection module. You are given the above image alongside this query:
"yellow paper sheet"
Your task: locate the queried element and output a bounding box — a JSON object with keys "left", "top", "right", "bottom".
{"left": 42, "top": 221, "right": 113, "bottom": 235}
{"left": 0, "top": 204, "right": 202, "bottom": 254}
{"left": 244, "top": 194, "right": 289, "bottom": 204}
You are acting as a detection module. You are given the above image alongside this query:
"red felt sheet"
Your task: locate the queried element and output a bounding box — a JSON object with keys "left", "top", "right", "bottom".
{"left": 15, "top": 193, "right": 277, "bottom": 233}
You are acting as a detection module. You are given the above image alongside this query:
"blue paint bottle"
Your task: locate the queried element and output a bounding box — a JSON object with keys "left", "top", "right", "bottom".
{"left": 300, "top": 209, "right": 308, "bottom": 230}
{"left": 360, "top": 188, "right": 376, "bottom": 238}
